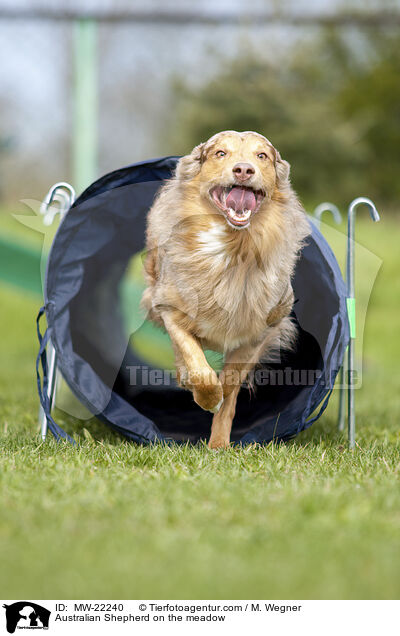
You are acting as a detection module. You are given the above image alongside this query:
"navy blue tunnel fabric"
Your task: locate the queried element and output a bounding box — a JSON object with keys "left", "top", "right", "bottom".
{"left": 40, "top": 156, "right": 349, "bottom": 444}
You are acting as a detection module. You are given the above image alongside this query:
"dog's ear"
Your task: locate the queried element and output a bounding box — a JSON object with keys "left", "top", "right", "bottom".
{"left": 274, "top": 149, "right": 291, "bottom": 186}
{"left": 175, "top": 143, "right": 205, "bottom": 181}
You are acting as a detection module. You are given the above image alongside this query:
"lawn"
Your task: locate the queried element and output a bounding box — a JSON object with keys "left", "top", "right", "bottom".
{"left": 0, "top": 213, "right": 399, "bottom": 600}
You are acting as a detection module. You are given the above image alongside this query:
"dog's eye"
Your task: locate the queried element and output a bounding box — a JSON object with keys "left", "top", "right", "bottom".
{"left": 215, "top": 150, "right": 226, "bottom": 158}
{"left": 257, "top": 152, "right": 268, "bottom": 160}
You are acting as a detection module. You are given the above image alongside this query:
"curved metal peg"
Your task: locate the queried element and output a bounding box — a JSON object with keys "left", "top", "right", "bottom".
{"left": 313, "top": 202, "right": 342, "bottom": 229}
{"left": 346, "top": 197, "right": 380, "bottom": 449}
{"left": 347, "top": 197, "right": 380, "bottom": 297}
{"left": 38, "top": 181, "right": 76, "bottom": 441}
{"left": 40, "top": 182, "right": 76, "bottom": 226}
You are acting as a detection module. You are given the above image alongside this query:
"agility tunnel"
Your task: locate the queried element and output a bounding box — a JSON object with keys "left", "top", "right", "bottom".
{"left": 36, "top": 156, "right": 350, "bottom": 445}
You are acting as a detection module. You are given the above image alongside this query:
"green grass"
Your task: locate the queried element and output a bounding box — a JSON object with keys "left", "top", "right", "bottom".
{"left": 0, "top": 215, "right": 399, "bottom": 600}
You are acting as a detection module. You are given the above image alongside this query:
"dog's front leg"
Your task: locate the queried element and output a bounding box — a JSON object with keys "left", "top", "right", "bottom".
{"left": 210, "top": 316, "right": 294, "bottom": 447}
{"left": 218, "top": 289, "right": 294, "bottom": 407}
{"left": 208, "top": 340, "right": 265, "bottom": 448}
{"left": 220, "top": 338, "right": 269, "bottom": 401}
{"left": 161, "top": 311, "right": 223, "bottom": 414}
{"left": 209, "top": 385, "right": 241, "bottom": 449}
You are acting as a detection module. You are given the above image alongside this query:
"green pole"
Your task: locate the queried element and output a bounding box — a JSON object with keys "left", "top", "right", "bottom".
{"left": 72, "top": 18, "right": 98, "bottom": 194}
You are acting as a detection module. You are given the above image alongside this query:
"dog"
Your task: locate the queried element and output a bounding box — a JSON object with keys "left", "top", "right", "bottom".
{"left": 141, "top": 130, "right": 310, "bottom": 448}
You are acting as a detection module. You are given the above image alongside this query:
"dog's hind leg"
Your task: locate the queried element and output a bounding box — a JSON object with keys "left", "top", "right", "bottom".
{"left": 161, "top": 310, "right": 223, "bottom": 414}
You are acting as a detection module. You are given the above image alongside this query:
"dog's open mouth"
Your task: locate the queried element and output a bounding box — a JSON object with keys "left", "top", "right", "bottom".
{"left": 210, "top": 185, "right": 265, "bottom": 228}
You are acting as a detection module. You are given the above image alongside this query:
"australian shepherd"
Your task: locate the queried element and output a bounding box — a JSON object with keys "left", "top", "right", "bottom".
{"left": 141, "top": 130, "right": 310, "bottom": 448}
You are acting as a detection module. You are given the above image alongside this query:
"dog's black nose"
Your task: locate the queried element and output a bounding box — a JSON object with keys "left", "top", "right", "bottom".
{"left": 232, "top": 162, "right": 255, "bottom": 181}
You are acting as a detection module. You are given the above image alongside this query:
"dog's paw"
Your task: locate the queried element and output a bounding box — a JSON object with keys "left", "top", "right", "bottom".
{"left": 192, "top": 370, "right": 223, "bottom": 413}
{"left": 208, "top": 435, "right": 230, "bottom": 450}
{"left": 209, "top": 396, "right": 224, "bottom": 414}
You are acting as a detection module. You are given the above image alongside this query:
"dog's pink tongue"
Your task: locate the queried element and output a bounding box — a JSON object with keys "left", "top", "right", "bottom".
{"left": 226, "top": 187, "right": 256, "bottom": 212}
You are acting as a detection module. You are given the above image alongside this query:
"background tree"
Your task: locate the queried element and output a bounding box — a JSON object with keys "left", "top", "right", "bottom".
{"left": 165, "top": 28, "right": 400, "bottom": 209}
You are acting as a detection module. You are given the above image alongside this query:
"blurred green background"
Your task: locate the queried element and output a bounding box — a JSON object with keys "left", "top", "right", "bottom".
{"left": 0, "top": 1, "right": 399, "bottom": 601}
{"left": 167, "top": 28, "right": 400, "bottom": 210}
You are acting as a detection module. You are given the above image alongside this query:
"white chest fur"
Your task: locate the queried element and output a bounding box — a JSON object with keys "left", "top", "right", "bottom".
{"left": 196, "top": 223, "right": 232, "bottom": 268}
{"left": 193, "top": 223, "right": 281, "bottom": 349}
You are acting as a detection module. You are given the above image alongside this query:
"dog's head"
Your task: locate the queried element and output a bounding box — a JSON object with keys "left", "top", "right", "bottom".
{"left": 176, "top": 130, "right": 290, "bottom": 230}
